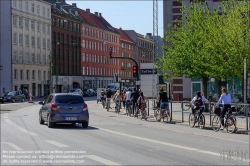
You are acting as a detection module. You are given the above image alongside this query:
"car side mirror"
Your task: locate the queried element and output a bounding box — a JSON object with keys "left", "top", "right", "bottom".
{"left": 38, "top": 101, "right": 44, "bottom": 105}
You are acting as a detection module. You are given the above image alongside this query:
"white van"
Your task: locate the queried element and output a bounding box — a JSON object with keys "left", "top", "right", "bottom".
{"left": 107, "top": 83, "right": 120, "bottom": 93}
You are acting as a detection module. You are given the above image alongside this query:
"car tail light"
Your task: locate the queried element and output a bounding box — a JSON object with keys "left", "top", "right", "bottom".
{"left": 83, "top": 103, "right": 88, "bottom": 111}
{"left": 51, "top": 102, "right": 58, "bottom": 111}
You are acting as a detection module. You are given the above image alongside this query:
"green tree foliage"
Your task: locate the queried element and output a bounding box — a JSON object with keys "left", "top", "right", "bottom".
{"left": 157, "top": 0, "right": 250, "bottom": 97}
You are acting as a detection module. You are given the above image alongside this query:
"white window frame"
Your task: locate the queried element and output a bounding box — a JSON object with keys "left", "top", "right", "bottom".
{"left": 19, "top": 52, "right": 23, "bottom": 62}
{"left": 19, "top": 0, "right": 22, "bottom": 10}
{"left": 25, "top": 1, "right": 28, "bottom": 11}
{"left": 31, "top": 3, "right": 34, "bottom": 13}
{"left": 37, "top": 5, "right": 40, "bottom": 15}
{"left": 12, "top": 1, "right": 17, "bottom": 8}
{"left": 43, "top": 6, "right": 45, "bottom": 17}
{"left": 13, "top": 15, "right": 17, "bottom": 26}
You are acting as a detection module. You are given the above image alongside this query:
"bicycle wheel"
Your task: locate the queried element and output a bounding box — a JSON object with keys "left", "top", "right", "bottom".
{"left": 128, "top": 106, "right": 132, "bottom": 116}
{"left": 198, "top": 114, "right": 205, "bottom": 129}
{"left": 183, "top": 103, "right": 191, "bottom": 111}
{"left": 189, "top": 113, "right": 195, "bottom": 128}
{"left": 163, "top": 111, "right": 169, "bottom": 123}
{"left": 156, "top": 109, "right": 161, "bottom": 122}
{"left": 226, "top": 115, "right": 237, "bottom": 133}
{"left": 107, "top": 102, "right": 109, "bottom": 112}
{"left": 212, "top": 115, "right": 221, "bottom": 131}
{"left": 236, "top": 102, "right": 244, "bottom": 115}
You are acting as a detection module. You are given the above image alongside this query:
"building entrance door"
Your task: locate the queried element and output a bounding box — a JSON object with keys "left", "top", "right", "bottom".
{"left": 191, "top": 82, "right": 202, "bottom": 98}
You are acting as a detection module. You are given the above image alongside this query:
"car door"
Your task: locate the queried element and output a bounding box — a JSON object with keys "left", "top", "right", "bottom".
{"left": 42, "top": 95, "right": 53, "bottom": 119}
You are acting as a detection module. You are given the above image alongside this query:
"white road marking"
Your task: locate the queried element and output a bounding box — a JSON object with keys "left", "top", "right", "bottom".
{"left": 2, "top": 113, "right": 37, "bottom": 136}
{"left": 1, "top": 142, "right": 23, "bottom": 150}
{"left": 45, "top": 140, "right": 69, "bottom": 147}
{"left": 97, "top": 127, "right": 249, "bottom": 163}
{"left": 93, "top": 111, "right": 249, "bottom": 144}
{"left": 85, "top": 155, "right": 122, "bottom": 165}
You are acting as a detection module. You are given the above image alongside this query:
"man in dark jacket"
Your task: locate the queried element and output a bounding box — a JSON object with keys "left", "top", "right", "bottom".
{"left": 130, "top": 87, "right": 139, "bottom": 115}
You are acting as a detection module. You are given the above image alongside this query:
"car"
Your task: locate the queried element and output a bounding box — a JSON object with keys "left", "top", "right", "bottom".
{"left": 38, "top": 93, "right": 89, "bottom": 128}
{"left": 1, "top": 91, "right": 25, "bottom": 103}
{"left": 69, "top": 89, "right": 83, "bottom": 96}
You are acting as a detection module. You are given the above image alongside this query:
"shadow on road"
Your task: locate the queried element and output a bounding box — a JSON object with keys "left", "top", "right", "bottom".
{"left": 44, "top": 124, "right": 99, "bottom": 130}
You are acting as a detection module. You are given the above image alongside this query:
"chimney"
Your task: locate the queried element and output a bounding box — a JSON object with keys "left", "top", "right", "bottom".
{"left": 86, "top": 8, "right": 90, "bottom": 13}
{"left": 99, "top": 13, "right": 102, "bottom": 17}
{"left": 72, "top": 3, "right": 77, "bottom": 8}
{"left": 94, "top": 12, "right": 98, "bottom": 16}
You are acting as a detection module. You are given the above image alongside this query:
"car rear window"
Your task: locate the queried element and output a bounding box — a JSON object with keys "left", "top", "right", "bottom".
{"left": 55, "top": 95, "right": 84, "bottom": 104}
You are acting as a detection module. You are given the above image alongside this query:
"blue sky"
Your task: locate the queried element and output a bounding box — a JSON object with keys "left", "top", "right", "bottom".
{"left": 66, "top": 0, "right": 164, "bottom": 37}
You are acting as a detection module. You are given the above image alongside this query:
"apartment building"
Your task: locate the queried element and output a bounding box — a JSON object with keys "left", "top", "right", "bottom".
{"left": 78, "top": 9, "right": 121, "bottom": 89}
{"left": 115, "top": 28, "right": 136, "bottom": 86}
{"left": 11, "top": 0, "right": 51, "bottom": 97}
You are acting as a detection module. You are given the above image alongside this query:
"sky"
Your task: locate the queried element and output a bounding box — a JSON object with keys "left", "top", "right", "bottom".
{"left": 66, "top": 0, "right": 164, "bottom": 37}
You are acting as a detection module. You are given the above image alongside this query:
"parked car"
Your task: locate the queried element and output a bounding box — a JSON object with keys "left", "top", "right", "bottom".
{"left": 1, "top": 91, "right": 25, "bottom": 103}
{"left": 38, "top": 93, "right": 89, "bottom": 128}
{"left": 69, "top": 89, "right": 83, "bottom": 96}
{"left": 87, "top": 89, "right": 96, "bottom": 96}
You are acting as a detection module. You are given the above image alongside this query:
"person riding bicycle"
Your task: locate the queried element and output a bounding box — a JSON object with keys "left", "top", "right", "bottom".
{"left": 137, "top": 92, "right": 148, "bottom": 119}
{"left": 157, "top": 88, "right": 170, "bottom": 118}
{"left": 215, "top": 88, "right": 232, "bottom": 130}
{"left": 100, "top": 89, "right": 106, "bottom": 108}
{"left": 125, "top": 88, "right": 132, "bottom": 109}
{"left": 113, "top": 90, "right": 121, "bottom": 111}
{"left": 190, "top": 91, "right": 208, "bottom": 117}
{"left": 105, "top": 88, "right": 113, "bottom": 109}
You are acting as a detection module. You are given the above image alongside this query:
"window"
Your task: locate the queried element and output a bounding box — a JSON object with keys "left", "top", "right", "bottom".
{"left": 14, "top": 69, "right": 17, "bottom": 79}
{"left": 37, "top": 54, "right": 40, "bottom": 63}
{"left": 47, "top": 39, "right": 50, "bottom": 49}
{"left": 42, "top": 24, "right": 45, "bottom": 33}
{"left": 19, "top": 0, "right": 22, "bottom": 9}
{"left": 47, "top": 8, "right": 49, "bottom": 18}
{"left": 37, "top": 5, "right": 40, "bottom": 15}
{"left": 37, "top": 22, "right": 40, "bottom": 31}
{"left": 25, "top": 1, "right": 28, "bottom": 11}
{"left": 82, "top": 40, "right": 85, "bottom": 48}
{"left": 73, "top": 22, "right": 76, "bottom": 31}
{"left": 26, "top": 53, "right": 29, "bottom": 62}
{"left": 13, "top": 33, "right": 17, "bottom": 44}
{"left": 43, "top": 7, "right": 45, "bottom": 17}
{"left": 19, "top": 34, "right": 23, "bottom": 45}
{"left": 25, "top": 35, "right": 29, "bottom": 46}
{"left": 122, "top": 43, "right": 124, "bottom": 48}
{"left": 43, "top": 54, "right": 46, "bottom": 64}
{"left": 38, "top": 71, "right": 41, "bottom": 80}
{"left": 25, "top": 18, "right": 28, "bottom": 29}
{"left": 20, "top": 70, "right": 23, "bottom": 80}
{"left": 31, "top": 3, "right": 34, "bottom": 13}
{"left": 37, "top": 38, "right": 40, "bottom": 48}
{"left": 43, "top": 38, "right": 45, "bottom": 49}
{"left": 82, "top": 67, "right": 85, "bottom": 75}
{"left": 31, "top": 20, "right": 34, "bottom": 29}
{"left": 12, "top": 1, "right": 17, "bottom": 8}
{"left": 32, "top": 70, "right": 35, "bottom": 79}
{"left": 47, "top": 25, "right": 50, "bottom": 34}
{"left": 31, "top": 37, "right": 35, "bottom": 47}
{"left": 19, "top": 16, "right": 23, "bottom": 27}
{"left": 32, "top": 53, "right": 35, "bottom": 63}
{"left": 26, "top": 70, "right": 29, "bottom": 79}
{"left": 13, "top": 15, "right": 17, "bottom": 26}
{"left": 43, "top": 71, "right": 46, "bottom": 80}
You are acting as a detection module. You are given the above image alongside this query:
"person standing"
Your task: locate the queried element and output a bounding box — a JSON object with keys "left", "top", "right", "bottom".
{"left": 105, "top": 88, "right": 113, "bottom": 109}
{"left": 130, "top": 87, "right": 139, "bottom": 115}
{"left": 125, "top": 88, "right": 132, "bottom": 109}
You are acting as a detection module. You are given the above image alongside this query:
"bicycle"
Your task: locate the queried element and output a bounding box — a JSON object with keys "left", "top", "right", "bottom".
{"left": 114, "top": 99, "right": 120, "bottom": 114}
{"left": 183, "top": 101, "right": 192, "bottom": 111}
{"left": 212, "top": 107, "right": 237, "bottom": 133}
{"left": 126, "top": 100, "right": 132, "bottom": 117}
{"left": 155, "top": 104, "right": 171, "bottom": 123}
{"left": 106, "top": 98, "right": 111, "bottom": 112}
{"left": 188, "top": 105, "right": 205, "bottom": 129}
{"left": 101, "top": 97, "right": 106, "bottom": 109}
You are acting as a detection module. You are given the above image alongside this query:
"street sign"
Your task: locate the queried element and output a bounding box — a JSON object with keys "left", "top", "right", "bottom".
{"left": 140, "top": 69, "right": 157, "bottom": 75}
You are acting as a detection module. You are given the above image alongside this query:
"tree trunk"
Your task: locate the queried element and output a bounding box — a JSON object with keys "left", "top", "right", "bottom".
{"left": 202, "top": 77, "right": 208, "bottom": 98}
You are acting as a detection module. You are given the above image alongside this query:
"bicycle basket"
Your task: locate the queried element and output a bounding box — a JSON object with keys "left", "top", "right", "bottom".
{"left": 214, "top": 107, "right": 221, "bottom": 115}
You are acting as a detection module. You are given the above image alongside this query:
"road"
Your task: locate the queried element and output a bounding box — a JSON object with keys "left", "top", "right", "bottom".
{"left": 1, "top": 97, "right": 249, "bottom": 165}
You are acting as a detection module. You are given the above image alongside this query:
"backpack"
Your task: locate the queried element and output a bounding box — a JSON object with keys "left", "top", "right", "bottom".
{"left": 194, "top": 97, "right": 203, "bottom": 107}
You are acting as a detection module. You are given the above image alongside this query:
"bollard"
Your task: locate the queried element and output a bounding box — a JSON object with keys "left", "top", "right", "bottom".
{"left": 181, "top": 101, "right": 184, "bottom": 122}
{"left": 148, "top": 100, "right": 149, "bottom": 116}
{"left": 209, "top": 103, "right": 212, "bottom": 126}
{"left": 170, "top": 100, "right": 173, "bottom": 121}
{"left": 245, "top": 105, "right": 249, "bottom": 130}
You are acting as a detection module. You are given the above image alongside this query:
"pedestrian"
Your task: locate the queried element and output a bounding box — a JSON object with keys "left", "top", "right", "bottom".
{"left": 122, "top": 89, "right": 127, "bottom": 109}
{"left": 130, "top": 87, "right": 140, "bottom": 115}
{"left": 137, "top": 92, "right": 148, "bottom": 119}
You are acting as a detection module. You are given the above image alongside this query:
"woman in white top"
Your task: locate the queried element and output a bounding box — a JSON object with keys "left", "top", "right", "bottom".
{"left": 215, "top": 88, "right": 231, "bottom": 130}
{"left": 190, "top": 91, "right": 208, "bottom": 115}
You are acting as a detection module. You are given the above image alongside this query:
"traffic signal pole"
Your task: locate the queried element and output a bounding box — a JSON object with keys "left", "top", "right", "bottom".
{"left": 109, "top": 47, "right": 140, "bottom": 89}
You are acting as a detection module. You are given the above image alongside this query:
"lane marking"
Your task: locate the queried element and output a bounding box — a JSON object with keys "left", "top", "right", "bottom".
{"left": 1, "top": 142, "right": 23, "bottom": 150}
{"left": 93, "top": 111, "right": 249, "bottom": 144}
{"left": 2, "top": 113, "right": 37, "bottom": 136}
{"left": 45, "top": 140, "right": 69, "bottom": 147}
{"left": 97, "top": 127, "right": 249, "bottom": 162}
{"left": 85, "top": 155, "right": 122, "bottom": 165}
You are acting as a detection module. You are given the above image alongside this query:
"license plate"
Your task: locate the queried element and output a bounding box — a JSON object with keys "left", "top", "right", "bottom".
{"left": 65, "top": 117, "right": 77, "bottom": 120}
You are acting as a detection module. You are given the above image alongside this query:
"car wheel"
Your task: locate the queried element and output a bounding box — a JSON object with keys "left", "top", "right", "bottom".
{"left": 47, "top": 115, "right": 54, "bottom": 128}
{"left": 11, "top": 99, "right": 15, "bottom": 103}
{"left": 82, "top": 122, "right": 88, "bottom": 128}
{"left": 39, "top": 113, "right": 44, "bottom": 124}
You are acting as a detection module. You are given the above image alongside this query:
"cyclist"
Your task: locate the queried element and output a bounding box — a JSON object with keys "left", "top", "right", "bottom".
{"left": 105, "top": 88, "right": 113, "bottom": 109}
{"left": 113, "top": 90, "right": 121, "bottom": 111}
{"left": 189, "top": 91, "right": 208, "bottom": 118}
{"left": 215, "top": 88, "right": 232, "bottom": 130}
{"left": 131, "top": 87, "right": 140, "bottom": 115}
{"left": 137, "top": 92, "right": 148, "bottom": 119}
{"left": 125, "top": 88, "right": 132, "bottom": 109}
{"left": 157, "top": 88, "right": 170, "bottom": 118}
{"left": 100, "top": 89, "right": 106, "bottom": 108}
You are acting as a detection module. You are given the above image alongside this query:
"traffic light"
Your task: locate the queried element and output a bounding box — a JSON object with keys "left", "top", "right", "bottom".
{"left": 109, "top": 46, "right": 113, "bottom": 56}
{"left": 114, "top": 73, "right": 119, "bottom": 82}
{"left": 133, "top": 66, "right": 138, "bottom": 77}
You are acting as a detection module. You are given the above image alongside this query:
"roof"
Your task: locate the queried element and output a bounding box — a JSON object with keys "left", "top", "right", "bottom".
{"left": 78, "top": 8, "right": 119, "bottom": 34}
{"left": 115, "top": 28, "right": 135, "bottom": 44}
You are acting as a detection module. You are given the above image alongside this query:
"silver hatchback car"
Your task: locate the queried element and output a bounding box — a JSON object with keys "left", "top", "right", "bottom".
{"left": 38, "top": 93, "right": 89, "bottom": 128}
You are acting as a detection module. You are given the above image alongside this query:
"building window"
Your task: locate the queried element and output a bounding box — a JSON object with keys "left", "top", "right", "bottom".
{"left": 37, "top": 5, "right": 40, "bottom": 15}
{"left": 19, "top": 34, "right": 23, "bottom": 45}
{"left": 31, "top": 37, "right": 35, "bottom": 47}
{"left": 13, "top": 51, "right": 17, "bottom": 61}
{"left": 43, "top": 54, "right": 46, "bottom": 64}
{"left": 32, "top": 53, "right": 35, "bottom": 63}
{"left": 47, "top": 25, "right": 50, "bottom": 34}
{"left": 73, "top": 22, "right": 76, "bottom": 31}
{"left": 31, "top": 20, "right": 34, "bottom": 30}
{"left": 20, "top": 70, "right": 23, "bottom": 80}
{"left": 37, "top": 38, "right": 40, "bottom": 48}
{"left": 43, "top": 71, "right": 46, "bottom": 80}
{"left": 19, "top": 16, "right": 23, "bottom": 27}
{"left": 25, "top": 18, "right": 28, "bottom": 29}
{"left": 38, "top": 71, "right": 41, "bottom": 80}
{"left": 26, "top": 53, "right": 29, "bottom": 62}
{"left": 37, "top": 22, "right": 40, "bottom": 31}
{"left": 13, "top": 33, "right": 17, "bottom": 44}
{"left": 37, "top": 54, "right": 40, "bottom": 63}
{"left": 13, "top": 15, "right": 17, "bottom": 26}
{"left": 12, "top": 1, "right": 17, "bottom": 8}
{"left": 25, "top": 1, "right": 28, "bottom": 11}
{"left": 19, "top": 0, "right": 22, "bottom": 9}
{"left": 26, "top": 70, "right": 29, "bottom": 80}
{"left": 14, "top": 69, "right": 17, "bottom": 79}
{"left": 25, "top": 35, "right": 29, "bottom": 46}
{"left": 31, "top": 3, "right": 34, "bottom": 13}
{"left": 43, "top": 38, "right": 45, "bottom": 49}
{"left": 47, "top": 8, "right": 50, "bottom": 18}
{"left": 42, "top": 24, "right": 45, "bottom": 33}
{"left": 32, "top": 70, "right": 35, "bottom": 79}
{"left": 47, "top": 39, "right": 50, "bottom": 49}
{"left": 43, "top": 6, "right": 45, "bottom": 17}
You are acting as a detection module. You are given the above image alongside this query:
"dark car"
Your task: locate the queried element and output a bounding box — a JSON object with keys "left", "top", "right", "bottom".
{"left": 1, "top": 91, "right": 25, "bottom": 103}
{"left": 38, "top": 93, "right": 89, "bottom": 128}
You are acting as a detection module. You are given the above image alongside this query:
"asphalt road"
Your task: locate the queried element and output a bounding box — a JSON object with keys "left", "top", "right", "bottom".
{"left": 1, "top": 97, "right": 249, "bottom": 165}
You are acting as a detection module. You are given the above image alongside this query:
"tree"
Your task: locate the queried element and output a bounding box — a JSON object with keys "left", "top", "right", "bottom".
{"left": 157, "top": 0, "right": 250, "bottom": 98}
